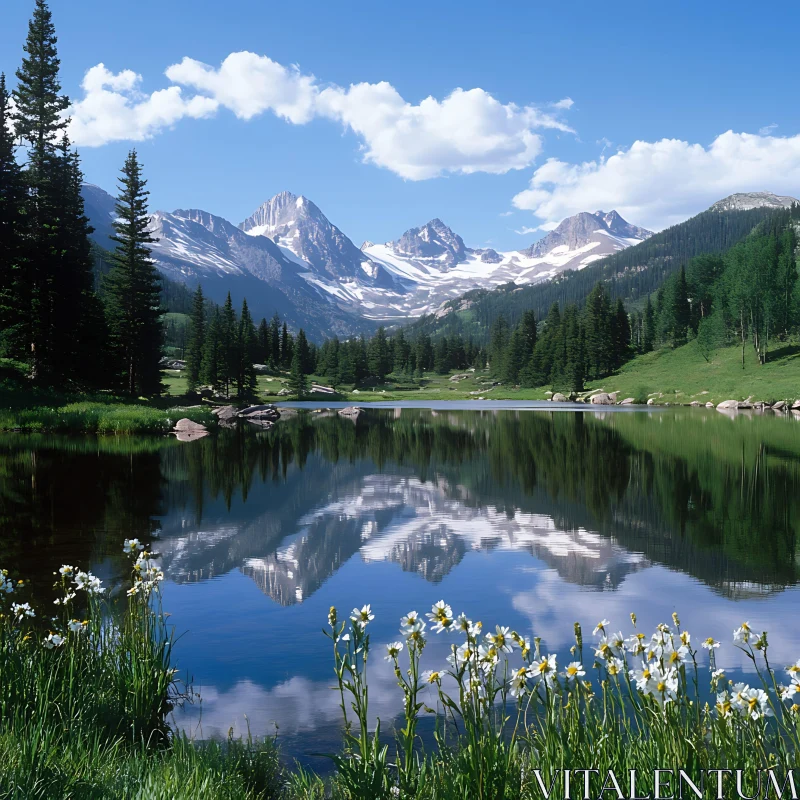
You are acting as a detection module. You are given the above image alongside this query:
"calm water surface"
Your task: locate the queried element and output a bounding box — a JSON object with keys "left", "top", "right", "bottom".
{"left": 2, "top": 407, "right": 800, "bottom": 761}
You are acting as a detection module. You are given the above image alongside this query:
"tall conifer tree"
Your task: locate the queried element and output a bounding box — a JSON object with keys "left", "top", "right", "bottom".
{"left": 237, "top": 298, "right": 258, "bottom": 396}
{"left": 0, "top": 74, "right": 26, "bottom": 351}
{"left": 105, "top": 150, "right": 163, "bottom": 396}
{"left": 185, "top": 285, "right": 205, "bottom": 391}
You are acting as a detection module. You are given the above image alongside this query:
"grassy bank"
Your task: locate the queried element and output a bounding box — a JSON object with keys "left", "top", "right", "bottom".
{"left": 0, "top": 401, "right": 214, "bottom": 434}
{"left": 2, "top": 542, "right": 799, "bottom": 799}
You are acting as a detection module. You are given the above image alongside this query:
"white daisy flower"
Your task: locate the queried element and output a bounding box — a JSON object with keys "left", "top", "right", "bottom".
{"left": 701, "top": 637, "right": 720, "bottom": 650}
{"left": 425, "top": 600, "right": 454, "bottom": 633}
{"left": 509, "top": 666, "right": 529, "bottom": 697}
{"left": 350, "top": 604, "right": 374, "bottom": 627}
{"left": 593, "top": 619, "right": 611, "bottom": 636}
{"left": 385, "top": 641, "right": 404, "bottom": 662}
{"left": 563, "top": 661, "right": 585, "bottom": 683}
{"left": 733, "top": 622, "right": 752, "bottom": 644}
{"left": 43, "top": 632, "right": 64, "bottom": 649}
{"left": 485, "top": 625, "right": 514, "bottom": 654}
{"left": 530, "top": 654, "right": 557, "bottom": 685}
{"left": 11, "top": 602, "right": 34, "bottom": 620}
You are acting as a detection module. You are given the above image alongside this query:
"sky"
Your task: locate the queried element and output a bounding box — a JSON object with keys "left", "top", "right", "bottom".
{"left": 3, "top": 0, "right": 800, "bottom": 251}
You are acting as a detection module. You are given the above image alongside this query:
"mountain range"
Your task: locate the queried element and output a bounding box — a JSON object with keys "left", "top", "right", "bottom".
{"left": 81, "top": 184, "right": 656, "bottom": 335}
{"left": 81, "top": 186, "right": 796, "bottom": 337}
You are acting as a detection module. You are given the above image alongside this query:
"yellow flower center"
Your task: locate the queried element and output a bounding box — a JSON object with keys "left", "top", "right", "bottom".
{"left": 657, "top": 681, "right": 666, "bottom": 692}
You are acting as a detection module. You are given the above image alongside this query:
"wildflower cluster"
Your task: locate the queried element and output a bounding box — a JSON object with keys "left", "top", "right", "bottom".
{"left": 123, "top": 539, "right": 164, "bottom": 597}
{"left": 324, "top": 603, "right": 800, "bottom": 798}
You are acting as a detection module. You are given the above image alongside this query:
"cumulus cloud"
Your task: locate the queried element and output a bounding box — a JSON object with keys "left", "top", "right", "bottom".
{"left": 67, "top": 52, "right": 573, "bottom": 180}
{"left": 512, "top": 130, "right": 800, "bottom": 231}
{"left": 68, "top": 64, "right": 218, "bottom": 147}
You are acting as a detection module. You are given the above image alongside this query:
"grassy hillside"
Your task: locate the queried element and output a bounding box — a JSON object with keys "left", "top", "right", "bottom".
{"left": 584, "top": 340, "right": 800, "bottom": 405}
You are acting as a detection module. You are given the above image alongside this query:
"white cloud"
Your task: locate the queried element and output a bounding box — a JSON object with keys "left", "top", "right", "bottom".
{"left": 68, "top": 64, "right": 218, "bottom": 146}
{"left": 165, "top": 52, "right": 317, "bottom": 124}
{"left": 498, "top": 210, "right": 514, "bottom": 217}
{"left": 759, "top": 123, "right": 778, "bottom": 136}
{"left": 512, "top": 130, "right": 800, "bottom": 231}
{"left": 67, "top": 53, "right": 573, "bottom": 180}
{"left": 551, "top": 97, "right": 574, "bottom": 110}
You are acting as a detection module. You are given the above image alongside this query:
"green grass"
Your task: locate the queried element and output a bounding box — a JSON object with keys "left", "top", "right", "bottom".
{"left": 0, "top": 402, "right": 214, "bottom": 434}
{"left": 582, "top": 340, "right": 800, "bottom": 405}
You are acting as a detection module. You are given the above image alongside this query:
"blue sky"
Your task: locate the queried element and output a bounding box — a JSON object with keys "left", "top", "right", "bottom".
{"left": 3, "top": 0, "right": 800, "bottom": 250}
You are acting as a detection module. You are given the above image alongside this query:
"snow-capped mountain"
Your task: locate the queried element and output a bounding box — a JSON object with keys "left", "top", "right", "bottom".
{"left": 361, "top": 210, "right": 651, "bottom": 319}
{"left": 524, "top": 210, "right": 651, "bottom": 258}
{"left": 81, "top": 183, "right": 651, "bottom": 329}
{"left": 239, "top": 191, "right": 398, "bottom": 290}
{"left": 709, "top": 191, "right": 799, "bottom": 212}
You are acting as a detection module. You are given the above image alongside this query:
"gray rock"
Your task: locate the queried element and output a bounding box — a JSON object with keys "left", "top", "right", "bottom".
{"left": 792, "top": 400, "right": 800, "bottom": 410}
{"left": 277, "top": 388, "right": 291, "bottom": 396}
{"left": 551, "top": 392, "right": 568, "bottom": 402}
{"left": 239, "top": 404, "right": 280, "bottom": 422}
{"left": 589, "top": 393, "right": 615, "bottom": 405}
{"left": 772, "top": 400, "right": 787, "bottom": 411}
{"left": 647, "top": 398, "right": 656, "bottom": 405}
{"left": 449, "top": 373, "right": 470, "bottom": 382}
{"left": 174, "top": 418, "right": 207, "bottom": 432}
{"left": 689, "top": 401, "right": 700, "bottom": 406}
{"left": 620, "top": 397, "right": 636, "bottom": 405}
{"left": 706, "top": 401, "right": 715, "bottom": 408}
{"left": 716, "top": 400, "right": 739, "bottom": 410}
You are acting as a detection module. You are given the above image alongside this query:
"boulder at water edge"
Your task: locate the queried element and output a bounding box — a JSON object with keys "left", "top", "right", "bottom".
{"left": 551, "top": 392, "right": 568, "bottom": 402}
{"left": 716, "top": 400, "right": 739, "bottom": 410}
{"left": 590, "top": 393, "right": 615, "bottom": 405}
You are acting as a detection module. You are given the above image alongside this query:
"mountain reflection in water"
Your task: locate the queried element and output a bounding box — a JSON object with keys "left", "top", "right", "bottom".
{"left": 1, "top": 407, "right": 799, "bottom": 752}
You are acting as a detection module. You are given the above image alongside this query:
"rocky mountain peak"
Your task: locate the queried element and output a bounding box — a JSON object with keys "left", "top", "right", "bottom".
{"left": 393, "top": 218, "right": 467, "bottom": 265}
{"left": 523, "top": 210, "right": 651, "bottom": 258}
{"left": 709, "top": 191, "right": 799, "bottom": 213}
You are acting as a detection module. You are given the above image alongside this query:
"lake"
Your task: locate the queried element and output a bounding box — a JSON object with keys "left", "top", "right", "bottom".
{"left": 2, "top": 405, "right": 799, "bottom": 763}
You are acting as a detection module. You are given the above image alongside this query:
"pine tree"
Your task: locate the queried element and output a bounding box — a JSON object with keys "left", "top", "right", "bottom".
{"left": 280, "top": 322, "right": 292, "bottom": 369}
{"left": 643, "top": 295, "right": 656, "bottom": 353}
{"left": 219, "top": 292, "right": 238, "bottom": 396}
{"left": 671, "top": 265, "right": 691, "bottom": 346}
{"left": 0, "top": 74, "right": 26, "bottom": 353}
{"left": 610, "top": 298, "right": 631, "bottom": 368}
{"left": 583, "top": 283, "right": 612, "bottom": 379}
{"left": 51, "top": 137, "right": 107, "bottom": 387}
{"left": 185, "top": 286, "right": 205, "bottom": 391}
{"left": 104, "top": 150, "right": 163, "bottom": 396}
{"left": 237, "top": 298, "right": 258, "bottom": 396}
{"left": 288, "top": 344, "right": 308, "bottom": 399}
{"left": 268, "top": 313, "right": 281, "bottom": 366}
{"left": 368, "top": 326, "right": 391, "bottom": 381}
{"left": 201, "top": 308, "right": 223, "bottom": 389}
{"left": 11, "top": 1, "right": 91, "bottom": 383}
{"left": 488, "top": 315, "right": 510, "bottom": 377}
{"left": 256, "top": 317, "right": 268, "bottom": 363}
{"left": 433, "top": 337, "right": 450, "bottom": 374}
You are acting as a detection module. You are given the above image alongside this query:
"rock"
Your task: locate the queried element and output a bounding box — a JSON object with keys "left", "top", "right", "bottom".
{"left": 239, "top": 404, "right": 280, "bottom": 421}
{"left": 716, "top": 400, "right": 739, "bottom": 410}
{"left": 174, "top": 418, "right": 207, "bottom": 432}
{"left": 310, "top": 384, "right": 336, "bottom": 395}
{"left": 449, "top": 373, "right": 470, "bottom": 382}
{"left": 277, "top": 388, "right": 291, "bottom": 396}
{"left": 647, "top": 398, "right": 656, "bottom": 405}
{"left": 792, "top": 400, "right": 800, "bottom": 410}
{"left": 620, "top": 397, "right": 636, "bottom": 405}
{"left": 551, "top": 392, "right": 568, "bottom": 402}
{"left": 706, "top": 401, "right": 715, "bottom": 408}
{"left": 212, "top": 404, "right": 237, "bottom": 420}
{"left": 772, "top": 400, "right": 786, "bottom": 411}
{"left": 589, "top": 393, "right": 615, "bottom": 405}
{"left": 689, "top": 401, "right": 700, "bottom": 406}
{"left": 173, "top": 418, "right": 208, "bottom": 441}
{"left": 338, "top": 406, "right": 361, "bottom": 419}
{"left": 609, "top": 392, "right": 618, "bottom": 402}
{"left": 737, "top": 401, "right": 753, "bottom": 409}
